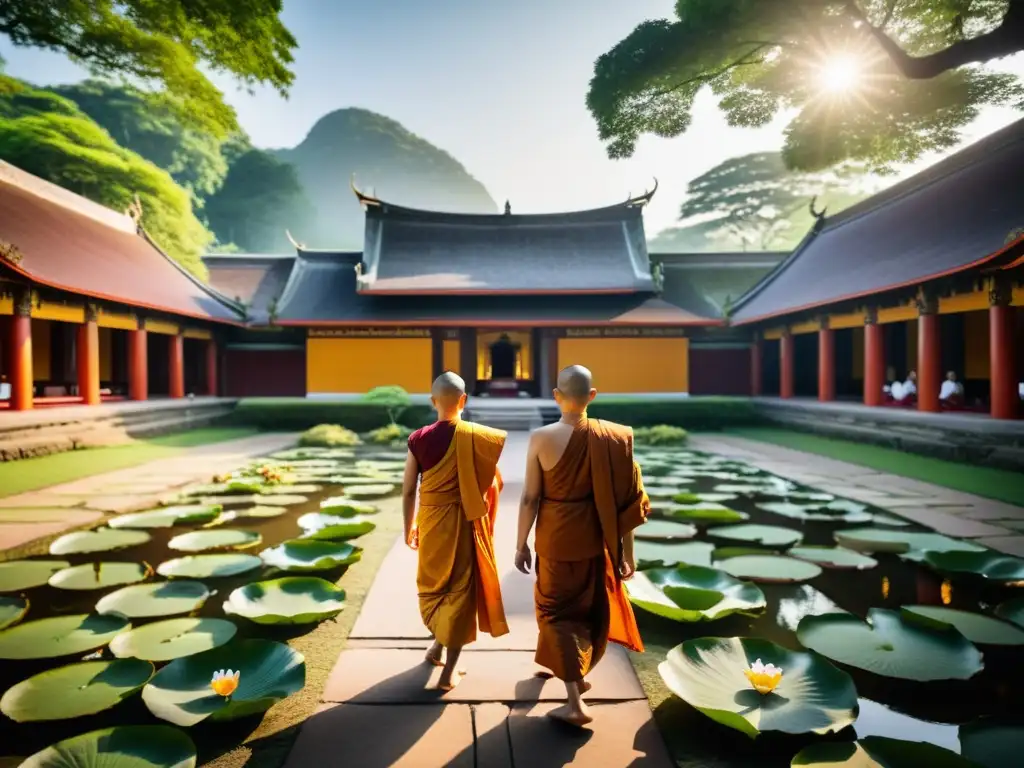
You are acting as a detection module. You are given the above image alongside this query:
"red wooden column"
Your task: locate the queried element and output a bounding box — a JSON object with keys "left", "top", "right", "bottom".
{"left": 750, "top": 334, "right": 762, "bottom": 396}
{"left": 917, "top": 294, "right": 941, "bottom": 413}
{"left": 863, "top": 309, "right": 886, "bottom": 407}
{"left": 780, "top": 330, "right": 795, "bottom": 399}
{"left": 8, "top": 290, "right": 33, "bottom": 411}
{"left": 76, "top": 305, "right": 101, "bottom": 405}
{"left": 989, "top": 280, "right": 1018, "bottom": 420}
{"left": 169, "top": 332, "right": 185, "bottom": 399}
{"left": 206, "top": 338, "right": 219, "bottom": 397}
{"left": 818, "top": 320, "right": 835, "bottom": 402}
{"left": 128, "top": 325, "right": 148, "bottom": 401}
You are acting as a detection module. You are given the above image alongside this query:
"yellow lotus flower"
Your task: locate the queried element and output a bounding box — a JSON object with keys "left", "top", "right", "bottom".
{"left": 210, "top": 669, "right": 240, "bottom": 697}
{"left": 744, "top": 658, "right": 782, "bottom": 695}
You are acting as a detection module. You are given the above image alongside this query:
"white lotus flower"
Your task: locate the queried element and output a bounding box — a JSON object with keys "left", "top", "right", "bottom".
{"left": 210, "top": 668, "right": 240, "bottom": 697}
{"left": 744, "top": 658, "right": 783, "bottom": 694}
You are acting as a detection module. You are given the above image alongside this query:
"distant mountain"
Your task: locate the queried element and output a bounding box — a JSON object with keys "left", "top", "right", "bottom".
{"left": 274, "top": 108, "right": 497, "bottom": 248}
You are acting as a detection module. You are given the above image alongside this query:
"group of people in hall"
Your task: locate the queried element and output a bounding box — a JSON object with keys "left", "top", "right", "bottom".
{"left": 884, "top": 367, "right": 966, "bottom": 404}
{"left": 401, "top": 365, "right": 648, "bottom": 727}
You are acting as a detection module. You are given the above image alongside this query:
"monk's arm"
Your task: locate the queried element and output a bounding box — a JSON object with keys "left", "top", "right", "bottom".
{"left": 618, "top": 459, "right": 650, "bottom": 565}
{"left": 401, "top": 450, "right": 419, "bottom": 543}
{"left": 516, "top": 433, "right": 543, "bottom": 552}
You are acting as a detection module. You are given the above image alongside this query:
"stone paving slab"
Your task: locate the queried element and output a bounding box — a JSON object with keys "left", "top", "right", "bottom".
{"left": 322, "top": 648, "right": 645, "bottom": 704}
{"left": 975, "top": 535, "right": 1024, "bottom": 557}
{"left": 880, "top": 508, "right": 1015, "bottom": 538}
{"left": 476, "top": 702, "right": 515, "bottom": 768}
{"left": 283, "top": 702, "right": 479, "bottom": 768}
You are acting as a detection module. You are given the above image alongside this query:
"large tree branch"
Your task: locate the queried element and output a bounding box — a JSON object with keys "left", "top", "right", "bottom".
{"left": 845, "top": 0, "right": 1024, "bottom": 79}
{"left": 643, "top": 43, "right": 774, "bottom": 107}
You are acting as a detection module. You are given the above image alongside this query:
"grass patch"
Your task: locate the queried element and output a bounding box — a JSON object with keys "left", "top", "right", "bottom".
{"left": 0, "top": 427, "right": 258, "bottom": 498}
{"left": 727, "top": 427, "right": 1024, "bottom": 507}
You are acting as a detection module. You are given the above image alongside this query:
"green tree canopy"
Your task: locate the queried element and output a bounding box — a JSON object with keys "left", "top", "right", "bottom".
{"left": 587, "top": 1, "right": 1024, "bottom": 172}
{"left": 0, "top": 75, "right": 212, "bottom": 278}
{"left": 204, "top": 148, "right": 312, "bottom": 253}
{"left": 0, "top": 0, "right": 296, "bottom": 137}
{"left": 52, "top": 80, "right": 228, "bottom": 201}
{"left": 651, "top": 152, "right": 872, "bottom": 251}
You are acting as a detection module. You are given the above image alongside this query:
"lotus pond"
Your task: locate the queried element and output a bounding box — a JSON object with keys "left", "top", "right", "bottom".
{"left": 628, "top": 447, "right": 1024, "bottom": 768}
{"left": 0, "top": 445, "right": 406, "bottom": 767}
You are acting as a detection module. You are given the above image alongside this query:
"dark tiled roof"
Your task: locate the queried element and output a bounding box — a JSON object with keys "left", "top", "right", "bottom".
{"left": 274, "top": 251, "right": 716, "bottom": 325}
{"left": 0, "top": 162, "right": 241, "bottom": 322}
{"left": 655, "top": 252, "right": 784, "bottom": 318}
{"left": 730, "top": 119, "right": 1024, "bottom": 323}
{"left": 358, "top": 199, "right": 656, "bottom": 293}
{"left": 204, "top": 254, "right": 296, "bottom": 324}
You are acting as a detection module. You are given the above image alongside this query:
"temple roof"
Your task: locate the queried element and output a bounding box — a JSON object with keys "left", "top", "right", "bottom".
{"left": 272, "top": 251, "right": 717, "bottom": 325}
{"left": 730, "top": 119, "right": 1024, "bottom": 324}
{"left": 655, "top": 252, "right": 784, "bottom": 318}
{"left": 204, "top": 253, "right": 296, "bottom": 324}
{"left": 351, "top": 181, "right": 659, "bottom": 294}
{"left": 0, "top": 162, "right": 242, "bottom": 323}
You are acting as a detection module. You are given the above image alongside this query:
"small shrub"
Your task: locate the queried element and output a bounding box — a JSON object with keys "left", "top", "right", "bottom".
{"left": 360, "top": 386, "right": 412, "bottom": 424}
{"left": 634, "top": 424, "right": 689, "bottom": 446}
{"left": 298, "top": 424, "right": 362, "bottom": 447}
{"left": 366, "top": 422, "right": 413, "bottom": 445}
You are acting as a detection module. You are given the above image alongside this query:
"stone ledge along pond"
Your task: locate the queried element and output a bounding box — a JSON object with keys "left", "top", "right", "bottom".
{"left": 0, "top": 444, "right": 408, "bottom": 766}
{"left": 0, "top": 443, "right": 1022, "bottom": 767}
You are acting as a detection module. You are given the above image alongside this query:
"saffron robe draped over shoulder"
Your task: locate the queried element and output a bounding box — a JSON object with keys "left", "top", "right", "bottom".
{"left": 534, "top": 417, "right": 649, "bottom": 682}
{"left": 413, "top": 419, "right": 509, "bottom": 647}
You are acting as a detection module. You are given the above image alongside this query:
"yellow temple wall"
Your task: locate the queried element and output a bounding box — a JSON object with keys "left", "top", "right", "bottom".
{"left": 307, "top": 336, "right": 432, "bottom": 393}
{"left": 442, "top": 339, "right": 460, "bottom": 374}
{"left": 964, "top": 310, "right": 990, "bottom": 379}
{"left": 99, "top": 327, "right": 113, "bottom": 381}
{"left": 556, "top": 337, "right": 689, "bottom": 393}
{"left": 31, "top": 319, "right": 51, "bottom": 380}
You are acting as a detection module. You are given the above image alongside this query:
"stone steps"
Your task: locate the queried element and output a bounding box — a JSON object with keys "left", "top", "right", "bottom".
{"left": 465, "top": 402, "right": 542, "bottom": 432}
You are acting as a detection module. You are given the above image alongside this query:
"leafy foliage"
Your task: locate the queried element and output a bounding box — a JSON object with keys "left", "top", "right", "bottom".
{"left": 0, "top": 0, "right": 297, "bottom": 137}
{"left": 298, "top": 424, "right": 363, "bottom": 448}
{"left": 360, "top": 386, "right": 412, "bottom": 425}
{"left": 587, "top": 1, "right": 1024, "bottom": 171}
{"left": 366, "top": 423, "right": 414, "bottom": 445}
{"left": 633, "top": 424, "right": 690, "bottom": 446}
{"left": 204, "top": 148, "right": 312, "bottom": 253}
{"left": 0, "top": 75, "right": 212, "bottom": 277}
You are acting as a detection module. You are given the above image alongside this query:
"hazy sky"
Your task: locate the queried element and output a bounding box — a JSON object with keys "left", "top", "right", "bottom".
{"left": 2, "top": 0, "right": 1021, "bottom": 235}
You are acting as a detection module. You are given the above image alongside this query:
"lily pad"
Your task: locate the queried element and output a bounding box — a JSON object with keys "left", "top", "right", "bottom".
{"left": 718, "top": 555, "right": 823, "bottom": 584}
{"left": 659, "top": 636, "right": 858, "bottom": 738}
{"left": 707, "top": 524, "right": 803, "bottom": 548}
{"left": 635, "top": 518, "right": 698, "bottom": 541}
{"left": 692, "top": 492, "right": 739, "bottom": 504}
{"left": 19, "top": 725, "right": 198, "bottom": 768}
{"left": 266, "top": 483, "right": 322, "bottom": 494}
{"left": 1, "top": 658, "right": 154, "bottom": 722}
{"left": 110, "top": 618, "right": 238, "bottom": 661}
{"left": 223, "top": 577, "right": 346, "bottom": 624}
{"left": 342, "top": 484, "right": 396, "bottom": 499}
{"left": 0, "top": 595, "right": 29, "bottom": 629}
{"left": 297, "top": 512, "right": 377, "bottom": 541}
{"left": 206, "top": 505, "right": 289, "bottom": 526}
{"left": 320, "top": 497, "right": 379, "bottom": 515}
{"left": 901, "top": 605, "right": 1024, "bottom": 646}
{"left": 833, "top": 528, "right": 986, "bottom": 557}
{"left": 50, "top": 528, "right": 152, "bottom": 555}
{"left": 792, "top": 737, "right": 978, "bottom": 767}
{"left": 923, "top": 550, "right": 1024, "bottom": 583}
{"left": 995, "top": 597, "right": 1024, "bottom": 628}
{"left": 796, "top": 608, "right": 984, "bottom": 681}
{"left": 757, "top": 501, "right": 873, "bottom": 524}
{"left": 157, "top": 554, "right": 263, "bottom": 579}
{"left": 645, "top": 485, "right": 689, "bottom": 500}
{"left": 97, "top": 581, "right": 211, "bottom": 619}
{"left": 626, "top": 564, "right": 766, "bottom": 622}
{"left": 670, "top": 492, "right": 700, "bottom": 504}
{"left": 168, "top": 529, "right": 262, "bottom": 552}
{"left": 143, "top": 638, "right": 305, "bottom": 727}
{"left": 0, "top": 613, "right": 132, "bottom": 660}
{"left": 109, "top": 505, "right": 221, "bottom": 529}
{"left": 668, "top": 505, "right": 749, "bottom": 523}
{"left": 714, "top": 483, "right": 793, "bottom": 495}
{"left": 49, "top": 562, "right": 151, "bottom": 591}
{"left": 959, "top": 716, "right": 1024, "bottom": 768}
{"left": 635, "top": 541, "right": 714, "bottom": 570}
{"left": 869, "top": 512, "right": 913, "bottom": 527}
{"left": 255, "top": 493, "right": 308, "bottom": 506}
{"left": 260, "top": 540, "right": 363, "bottom": 572}
{"left": 0, "top": 559, "right": 71, "bottom": 592}
{"left": 787, "top": 546, "right": 878, "bottom": 570}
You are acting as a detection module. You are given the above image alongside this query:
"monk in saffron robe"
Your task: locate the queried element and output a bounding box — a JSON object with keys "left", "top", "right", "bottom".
{"left": 515, "top": 364, "right": 649, "bottom": 726}
{"left": 402, "top": 372, "right": 509, "bottom": 691}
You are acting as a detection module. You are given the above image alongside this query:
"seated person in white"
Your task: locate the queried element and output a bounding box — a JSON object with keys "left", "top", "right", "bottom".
{"left": 883, "top": 366, "right": 897, "bottom": 396}
{"left": 939, "top": 371, "right": 964, "bottom": 402}
{"left": 891, "top": 371, "right": 917, "bottom": 401}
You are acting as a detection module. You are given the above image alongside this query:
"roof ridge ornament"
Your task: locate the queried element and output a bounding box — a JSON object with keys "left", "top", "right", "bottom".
{"left": 285, "top": 230, "right": 305, "bottom": 249}
{"left": 809, "top": 196, "right": 828, "bottom": 221}
{"left": 626, "top": 177, "right": 659, "bottom": 207}
{"left": 351, "top": 174, "right": 382, "bottom": 208}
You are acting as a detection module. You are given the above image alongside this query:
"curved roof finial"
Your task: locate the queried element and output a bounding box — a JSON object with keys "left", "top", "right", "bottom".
{"left": 351, "top": 173, "right": 381, "bottom": 207}
{"left": 626, "top": 177, "right": 659, "bottom": 207}
{"left": 285, "top": 229, "right": 304, "bottom": 250}
{"left": 809, "top": 195, "right": 828, "bottom": 220}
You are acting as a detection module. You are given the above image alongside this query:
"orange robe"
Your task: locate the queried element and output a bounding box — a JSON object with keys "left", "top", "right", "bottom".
{"left": 534, "top": 418, "right": 649, "bottom": 681}
{"left": 416, "top": 419, "right": 509, "bottom": 647}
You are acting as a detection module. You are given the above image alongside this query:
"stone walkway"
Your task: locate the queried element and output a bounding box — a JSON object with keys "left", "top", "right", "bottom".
{"left": 284, "top": 433, "right": 674, "bottom": 768}
{"left": 691, "top": 435, "right": 1024, "bottom": 556}
{"left": 0, "top": 432, "right": 299, "bottom": 552}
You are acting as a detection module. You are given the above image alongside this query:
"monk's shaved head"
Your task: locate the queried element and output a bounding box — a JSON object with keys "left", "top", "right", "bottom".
{"left": 432, "top": 371, "right": 466, "bottom": 399}
{"left": 557, "top": 365, "right": 593, "bottom": 401}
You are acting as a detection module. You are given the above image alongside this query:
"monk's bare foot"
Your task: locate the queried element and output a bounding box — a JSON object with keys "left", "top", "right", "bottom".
{"left": 533, "top": 670, "right": 554, "bottom": 679}
{"left": 546, "top": 702, "right": 593, "bottom": 727}
{"left": 425, "top": 641, "right": 444, "bottom": 667}
{"left": 437, "top": 669, "right": 466, "bottom": 692}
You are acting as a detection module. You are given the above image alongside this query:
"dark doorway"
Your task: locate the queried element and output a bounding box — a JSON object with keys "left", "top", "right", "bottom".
{"left": 794, "top": 333, "right": 818, "bottom": 397}
{"left": 147, "top": 333, "right": 170, "bottom": 396}
{"left": 489, "top": 334, "right": 519, "bottom": 379}
{"left": 761, "top": 339, "right": 780, "bottom": 395}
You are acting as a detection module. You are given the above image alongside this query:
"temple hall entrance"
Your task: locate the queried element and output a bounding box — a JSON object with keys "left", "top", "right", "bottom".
{"left": 475, "top": 329, "right": 537, "bottom": 397}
